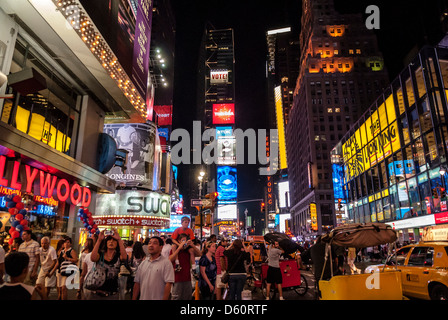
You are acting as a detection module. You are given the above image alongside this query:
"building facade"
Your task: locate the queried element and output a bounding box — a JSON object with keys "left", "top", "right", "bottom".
{"left": 265, "top": 27, "right": 300, "bottom": 234}
{"left": 332, "top": 45, "right": 448, "bottom": 243}
{"left": 0, "top": 0, "right": 175, "bottom": 248}
{"left": 198, "top": 27, "right": 238, "bottom": 238}
{"left": 286, "top": 0, "right": 389, "bottom": 239}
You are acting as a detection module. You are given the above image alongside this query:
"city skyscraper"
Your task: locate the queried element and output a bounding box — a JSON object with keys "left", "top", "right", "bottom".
{"left": 286, "top": 0, "right": 389, "bottom": 238}
{"left": 265, "top": 27, "right": 300, "bottom": 233}
{"left": 196, "top": 27, "right": 238, "bottom": 237}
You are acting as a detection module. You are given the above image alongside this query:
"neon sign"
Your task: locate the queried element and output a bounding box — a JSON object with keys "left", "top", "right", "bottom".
{"left": 0, "top": 155, "right": 91, "bottom": 207}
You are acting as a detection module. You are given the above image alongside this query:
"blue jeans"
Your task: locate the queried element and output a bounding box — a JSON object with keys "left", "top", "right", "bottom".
{"left": 228, "top": 274, "right": 246, "bottom": 300}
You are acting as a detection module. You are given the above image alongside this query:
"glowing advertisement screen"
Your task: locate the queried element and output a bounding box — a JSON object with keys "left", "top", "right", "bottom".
{"left": 217, "top": 166, "right": 237, "bottom": 201}
{"left": 217, "top": 203, "right": 237, "bottom": 220}
{"left": 216, "top": 126, "right": 233, "bottom": 138}
{"left": 332, "top": 163, "right": 346, "bottom": 202}
{"left": 158, "top": 214, "right": 190, "bottom": 233}
{"left": 213, "top": 104, "right": 235, "bottom": 124}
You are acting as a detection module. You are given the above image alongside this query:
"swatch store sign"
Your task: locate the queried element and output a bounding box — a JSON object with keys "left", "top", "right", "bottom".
{"left": 95, "top": 190, "right": 170, "bottom": 228}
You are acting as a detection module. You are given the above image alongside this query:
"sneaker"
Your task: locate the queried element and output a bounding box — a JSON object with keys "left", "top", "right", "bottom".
{"left": 279, "top": 296, "right": 285, "bottom": 300}
{"left": 265, "top": 297, "right": 270, "bottom": 300}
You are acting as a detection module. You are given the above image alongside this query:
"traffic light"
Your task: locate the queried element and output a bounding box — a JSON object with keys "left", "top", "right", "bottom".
{"left": 203, "top": 192, "right": 219, "bottom": 213}
{"left": 433, "top": 188, "right": 439, "bottom": 199}
{"left": 261, "top": 202, "right": 265, "bottom": 212}
{"left": 441, "top": 187, "right": 447, "bottom": 199}
{"left": 337, "top": 199, "right": 342, "bottom": 210}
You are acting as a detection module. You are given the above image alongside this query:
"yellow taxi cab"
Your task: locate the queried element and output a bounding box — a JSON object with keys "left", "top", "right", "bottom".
{"left": 384, "top": 241, "right": 448, "bottom": 300}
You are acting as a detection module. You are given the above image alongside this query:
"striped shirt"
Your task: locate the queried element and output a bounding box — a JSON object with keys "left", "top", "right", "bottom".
{"left": 18, "top": 240, "right": 40, "bottom": 271}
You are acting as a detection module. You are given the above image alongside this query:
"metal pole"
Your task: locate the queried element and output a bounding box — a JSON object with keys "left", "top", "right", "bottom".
{"left": 199, "top": 181, "right": 203, "bottom": 241}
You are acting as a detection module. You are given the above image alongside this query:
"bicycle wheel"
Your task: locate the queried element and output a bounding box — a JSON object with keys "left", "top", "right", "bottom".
{"left": 294, "top": 274, "right": 308, "bottom": 296}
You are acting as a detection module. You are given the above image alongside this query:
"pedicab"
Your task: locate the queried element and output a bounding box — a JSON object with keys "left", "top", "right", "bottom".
{"left": 252, "top": 232, "right": 308, "bottom": 299}
{"left": 317, "top": 222, "right": 403, "bottom": 300}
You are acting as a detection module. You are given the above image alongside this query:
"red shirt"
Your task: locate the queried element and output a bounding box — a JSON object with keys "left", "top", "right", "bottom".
{"left": 172, "top": 227, "right": 195, "bottom": 241}
{"left": 171, "top": 248, "right": 191, "bottom": 282}
{"left": 215, "top": 245, "right": 227, "bottom": 274}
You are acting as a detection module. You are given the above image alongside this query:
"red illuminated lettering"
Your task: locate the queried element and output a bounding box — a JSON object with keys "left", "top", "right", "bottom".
{"left": 56, "top": 179, "right": 70, "bottom": 202}
{"left": 10, "top": 161, "right": 21, "bottom": 190}
{"left": 25, "top": 165, "right": 38, "bottom": 193}
{"left": 0, "top": 156, "right": 8, "bottom": 186}
{"left": 70, "top": 183, "right": 82, "bottom": 205}
{"left": 40, "top": 171, "right": 57, "bottom": 198}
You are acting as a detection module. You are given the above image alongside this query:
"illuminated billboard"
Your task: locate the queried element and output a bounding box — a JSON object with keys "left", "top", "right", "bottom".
{"left": 217, "top": 136, "right": 236, "bottom": 165}
{"left": 104, "top": 122, "right": 157, "bottom": 189}
{"left": 278, "top": 181, "right": 290, "bottom": 208}
{"left": 154, "top": 105, "right": 173, "bottom": 126}
{"left": 342, "top": 94, "right": 401, "bottom": 181}
{"left": 216, "top": 126, "right": 233, "bottom": 138}
{"left": 274, "top": 86, "right": 287, "bottom": 169}
{"left": 217, "top": 166, "right": 237, "bottom": 201}
{"left": 210, "top": 70, "right": 229, "bottom": 84}
{"left": 158, "top": 214, "right": 190, "bottom": 233}
{"left": 332, "top": 163, "right": 345, "bottom": 202}
{"left": 217, "top": 203, "right": 237, "bottom": 220}
{"left": 213, "top": 104, "right": 235, "bottom": 124}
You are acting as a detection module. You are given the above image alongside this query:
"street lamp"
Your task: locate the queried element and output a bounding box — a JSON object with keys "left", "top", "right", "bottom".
{"left": 198, "top": 171, "right": 206, "bottom": 240}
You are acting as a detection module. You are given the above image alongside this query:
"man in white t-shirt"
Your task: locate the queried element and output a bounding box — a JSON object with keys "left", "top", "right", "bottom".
{"left": 36, "top": 237, "right": 57, "bottom": 299}
{"left": 132, "top": 236, "right": 174, "bottom": 300}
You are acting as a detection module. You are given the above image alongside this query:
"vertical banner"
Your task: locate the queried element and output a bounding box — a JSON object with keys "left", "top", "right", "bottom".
{"left": 154, "top": 105, "right": 173, "bottom": 126}
{"left": 132, "top": 0, "right": 153, "bottom": 103}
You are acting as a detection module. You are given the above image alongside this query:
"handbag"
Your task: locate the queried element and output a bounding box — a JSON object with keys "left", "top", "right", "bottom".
{"left": 60, "top": 260, "right": 77, "bottom": 277}
{"left": 84, "top": 255, "right": 106, "bottom": 291}
{"left": 221, "top": 252, "right": 244, "bottom": 284}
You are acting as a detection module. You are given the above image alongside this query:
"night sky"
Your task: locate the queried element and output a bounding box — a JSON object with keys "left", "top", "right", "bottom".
{"left": 170, "top": 0, "right": 446, "bottom": 219}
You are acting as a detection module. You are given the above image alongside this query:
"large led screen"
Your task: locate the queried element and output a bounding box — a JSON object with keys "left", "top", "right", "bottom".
{"left": 217, "top": 166, "right": 237, "bottom": 201}
{"left": 213, "top": 104, "right": 235, "bottom": 124}
{"left": 278, "top": 181, "right": 290, "bottom": 208}
{"left": 332, "top": 163, "right": 346, "bottom": 202}
{"left": 217, "top": 203, "right": 237, "bottom": 220}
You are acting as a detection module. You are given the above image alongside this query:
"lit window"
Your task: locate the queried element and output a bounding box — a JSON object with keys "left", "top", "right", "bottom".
{"left": 356, "top": 49, "right": 361, "bottom": 54}
{"left": 315, "top": 135, "right": 320, "bottom": 141}
{"left": 335, "top": 108, "right": 341, "bottom": 113}
{"left": 327, "top": 108, "right": 333, "bottom": 113}
{"left": 334, "top": 50, "right": 339, "bottom": 55}
{"left": 349, "top": 49, "right": 354, "bottom": 54}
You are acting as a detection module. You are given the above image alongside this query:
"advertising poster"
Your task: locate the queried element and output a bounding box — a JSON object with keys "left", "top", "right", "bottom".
{"left": 217, "top": 136, "right": 236, "bottom": 165}
{"left": 217, "top": 203, "right": 237, "bottom": 220}
{"left": 216, "top": 126, "right": 233, "bottom": 138}
{"left": 104, "top": 122, "right": 156, "bottom": 188}
{"left": 154, "top": 105, "right": 173, "bottom": 126}
{"left": 217, "top": 166, "right": 237, "bottom": 201}
{"left": 210, "top": 70, "right": 229, "bottom": 84}
{"left": 278, "top": 181, "right": 290, "bottom": 208}
{"left": 342, "top": 95, "right": 401, "bottom": 181}
{"left": 213, "top": 104, "right": 235, "bottom": 124}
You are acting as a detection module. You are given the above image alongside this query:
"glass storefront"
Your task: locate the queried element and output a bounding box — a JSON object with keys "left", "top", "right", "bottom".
{"left": 332, "top": 46, "right": 448, "bottom": 235}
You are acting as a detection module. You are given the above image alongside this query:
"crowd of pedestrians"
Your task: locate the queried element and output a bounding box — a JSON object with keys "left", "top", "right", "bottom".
{"left": 0, "top": 217, "right": 261, "bottom": 301}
